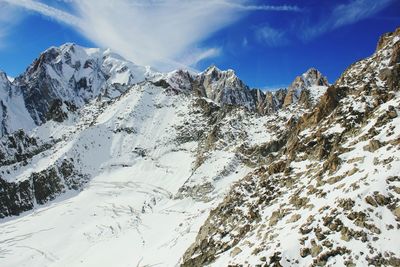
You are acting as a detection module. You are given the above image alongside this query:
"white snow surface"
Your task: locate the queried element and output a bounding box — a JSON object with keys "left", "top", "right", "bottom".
{"left": 0, "top": 82, "right": 259, "bottom": 266}
{"left": 1, "top": 30, "right": 399, "bottom": 266}
{"left": 0, "top": 72, "right": 36, "bottom": 135}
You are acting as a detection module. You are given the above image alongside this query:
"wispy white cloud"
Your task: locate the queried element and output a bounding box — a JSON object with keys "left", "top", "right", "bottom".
{"left": 69, "top": 0, "right": 240, "bottom": 70}
{"left": 1, "top": 0, "right": 301, "bottom": 70}
{"left": 301, "top": 0, "right": 395, "bottom": 40}
{"left": 0, "top": 2, "right": 23, "bottom": 49}
{"left": 253, "top": 0, "right": 395, "bottom": 45}
{"left": 1, "top": 0, "right": 80, "bottom": 26}
{"left": 332, "top": 0, "right": 394, "bottom": 28}
{"left": 179, "top": 47, "right": 222, "bottom": 67}
{"left": 256, "top": 25, "right": 289, "bottom": 47}
{"left": 222, "top": 3, "right": 301, "bottom": 12}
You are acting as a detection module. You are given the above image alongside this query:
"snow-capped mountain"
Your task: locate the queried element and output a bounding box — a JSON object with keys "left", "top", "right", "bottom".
{"left": 182, "top": 27, "right": 400, "bottom": 267}
{"left": 0, "top": 44, "right": 326, "bottom": 138}
{"left": 15, "top": 43, "right": 160, "bottom": 126}
{"left": 0, "top": 28, "right": 399, "bottom": 267}
{"left": 283, "top": 68, "right": 329, "bottom": 107}
{"left": 194, "top": 66, "right": 259, "bottom": 111}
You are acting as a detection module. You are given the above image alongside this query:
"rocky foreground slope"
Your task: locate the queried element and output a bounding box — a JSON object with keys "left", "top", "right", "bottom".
{"left": 182, "top": 28, "right": 400, "bottom": 266}
{"left": 0, "top": 28, "right": 399, "bottom": 266}
{"left": 0, "top": 42, "right": 327, "bottom": 219}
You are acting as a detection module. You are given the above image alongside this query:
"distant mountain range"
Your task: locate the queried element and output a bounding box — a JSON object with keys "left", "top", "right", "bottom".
{"left": 0, "top": 27, "right": 399, "bottom": 267}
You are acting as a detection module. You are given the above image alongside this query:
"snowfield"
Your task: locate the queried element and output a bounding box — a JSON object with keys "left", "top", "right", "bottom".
{"left": 1, "top": 28, "right": 400, "bottom": 267}
{"left": 0, "top": 83, "right": 254, "bottom": 266}
{"left": 1, "top": 167, "right": 210, "bottom": 266}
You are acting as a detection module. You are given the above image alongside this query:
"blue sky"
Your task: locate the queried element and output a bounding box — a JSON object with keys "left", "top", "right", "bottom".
{"left": 0, "top": 0, "right": 399, "bottom": 89}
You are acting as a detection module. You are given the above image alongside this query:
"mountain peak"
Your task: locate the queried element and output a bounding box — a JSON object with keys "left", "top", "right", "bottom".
{"left": 194, "top": 65, "right": 257, "bottom": 110}
{"left": 0, "top": 70, "right": 14, "bottom": 88}
{"left": 376, "top": 27, "right": 400, "bottom": 52}
{"left": 0, "top": 70, "right": 8, "bottom": 81}
{"left": 282, "top": 68, "right": 329, "bottom": 107}
{"left": 300, "top": 68, "right": 329, "bottom": 87}
{"left": 58, "top": 42, "right": 77, "bottom": 51}
{"left": 203, "top": 65, "right": 236, "bottom": 77}
{"left": 14, "top": 43, "right": 160, "bottom": 125}
{"left": 204, "top": 65, "right": 220, "bottom": 73}
{"left": 0, "top": 71, "right": 11, "bottom": 95}
{"left": 303, "top": 67, "right": 321, "bottom": 79}
{"left": 202, "top": 65, "right": 224, "bottom": 77}
{"left": 286, "top": 67, "right": 329, "bottom": 91}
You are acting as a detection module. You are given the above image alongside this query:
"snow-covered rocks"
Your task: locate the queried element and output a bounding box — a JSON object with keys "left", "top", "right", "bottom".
{"left": 0, "top": 27, "right": 399, "bottom": 267}
{"left": 14, "top": 43, "right": 161, "bottom": 125}
{"left": 283, "top": 68, "right": 329, "bottom": 108}
{"left": 194, "top": 66, "right": 259, "bottom": 110}
{"left": 181, "top": 27, "right": 400, "bottom": 267}
{"left": 0, "top": 71, "right": 36, "bottom": 136}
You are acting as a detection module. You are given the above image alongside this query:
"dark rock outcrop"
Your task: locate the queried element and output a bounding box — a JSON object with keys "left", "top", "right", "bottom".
{"left": 0, "top": 159, "right": 88, "bottom": 218}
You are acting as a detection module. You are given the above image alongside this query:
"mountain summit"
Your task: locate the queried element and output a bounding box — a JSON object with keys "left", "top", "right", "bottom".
{"left": 0, "top": 28, "right": 399, "bottom": 267}
{"left": 283, "top": 68, "right": 330, "bottom": 107}
{"left": 0, "top": 46, "right": 329, "bottom": 137}
{"left": 15, "top": 43, "right": 158, "bottom": 125}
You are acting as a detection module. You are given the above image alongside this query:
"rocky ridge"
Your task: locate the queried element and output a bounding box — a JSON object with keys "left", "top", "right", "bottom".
{"left": 0, "top": 43, "right": 328, "bottom": 219}
{"left": 181, "top": 28, "right": 400, "bottom": 266}
{"left": 0, "top": 45, "right": 327, "bottom": 137}
{"left": 0, "top": 27, "right": 398, "bottom": 267}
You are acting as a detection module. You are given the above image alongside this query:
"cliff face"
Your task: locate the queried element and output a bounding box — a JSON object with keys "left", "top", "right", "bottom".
{"left": 0, "top": 47, "right": 327, "bottom": 221}
{"left": 1, "top": 27, "right": 399, "bottom": 267}
{"left": 1, "top": 42, "right": 328, "bottom": 140}
{"left": 283, "top": 68, "right": 329, "bottom": 108}
{"left": 181, "top": 28, "right": 400, "bottom": 267}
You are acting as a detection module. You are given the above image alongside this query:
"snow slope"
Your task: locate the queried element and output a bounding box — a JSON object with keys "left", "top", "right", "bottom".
{"left": 0, "top": 82, "right": 260, "bottom": 266}
{"left": 181, "top": 27, "right": 400, "bottom": 267}
{"left": 0, "top": 71, "right": 36, "bottom": 136}
{"left": 1, "top": 28, "right": 399, "bottom": 267}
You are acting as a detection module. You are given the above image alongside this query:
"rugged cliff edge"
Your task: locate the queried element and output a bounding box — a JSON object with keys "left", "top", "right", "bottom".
{"left": 0, "top": 43, "right": 328, "bottom": 219}
{"left": 181, "top": 28, "right": 400, "bottom": 266}
{"left": 0, "top": 28, "right": 398, "bottom": 267}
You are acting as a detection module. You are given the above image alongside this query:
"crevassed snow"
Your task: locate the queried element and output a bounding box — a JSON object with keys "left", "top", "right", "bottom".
{"left": 0, "top": 82, "right": 260, "bottom": 266}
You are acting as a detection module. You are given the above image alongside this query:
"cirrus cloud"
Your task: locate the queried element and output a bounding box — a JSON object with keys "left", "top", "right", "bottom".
{"left": 0, "top": 2, "right": 23, "bottom": 49}
{"left": 0, "top": 0, "right": 301, "bottom": 70}
{"left": 256, "top": 25, "right": 289, "bottom": 47}
{"left": 300, "top": 0, "right": 396, "bottom": 41}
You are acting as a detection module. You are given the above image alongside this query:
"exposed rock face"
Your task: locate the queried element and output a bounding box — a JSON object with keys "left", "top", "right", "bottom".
{"left": 182, "top": 28, "right": 400, "bottom": 266}
{"left": 0, "top": 71, "right": 12, "bottom": 136}
{"left": 1, "top": 25, "right": 399, "bottom": 267}
{"left": 0, "top": 71, "right": 11, "bottom": 94}
{"left": 14, "top": 43, "right": 159, "bottom": 125}
{"left": 162, "top": 69, "right": 194, "bottom": 92}
{"left": 377, "top": 27, "right": 400, "bottom": 51}
{"left": 1, "top": 42, "right": 330, "bottom": 138}
{"left": 0, "top": 158, "right": 88, "bottom": 218}
{"left": 0, "top": 129, "right": 53, "bottom": 166}
{"left": 45, "top": 99, "right": 77, "bottom": 123}
{"left": 283, "top": 68, "right": 329, "bottom": 107}
{"left": 182, "top": 168, "right": 280, "bottom": 267}
{"left": 0, "top": 71, "right": 36, "bottom": 136}
{"left": 194, "top": 66, "right": 259, "bottom": 111}
{"left": 257, "top": 88, "right": 287, "bottom": 114}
